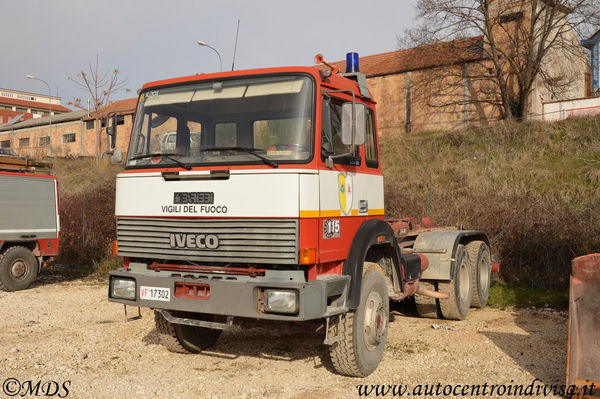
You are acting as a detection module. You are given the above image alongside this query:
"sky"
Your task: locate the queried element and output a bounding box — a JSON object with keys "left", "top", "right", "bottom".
{"left": 2, "top": 0, "right": 418, "bottom": 108}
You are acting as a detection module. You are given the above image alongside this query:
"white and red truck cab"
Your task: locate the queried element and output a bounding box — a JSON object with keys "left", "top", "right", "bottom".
{"left": 0, "top": 156, "right": 59, "bottom": 291}
{"left": 108, "top": 54, "right": 492, "bottom": 376}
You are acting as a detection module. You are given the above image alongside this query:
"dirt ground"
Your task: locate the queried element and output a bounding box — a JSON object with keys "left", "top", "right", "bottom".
{"left": 0, "top": 268, "right": 570, "bottom": 399}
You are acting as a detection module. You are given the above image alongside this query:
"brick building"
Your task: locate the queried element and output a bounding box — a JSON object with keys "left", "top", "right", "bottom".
{"left": 0, "top": 88, "right": 71, "bottom": 125}
{"left": 322, "top": 1, "right": 589, "bottom": 133}
{"left": 0, "top": 98, "right": 137, "bottom": 158}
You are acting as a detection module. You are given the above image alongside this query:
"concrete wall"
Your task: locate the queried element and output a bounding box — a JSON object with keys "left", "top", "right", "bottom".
{"left": 530, "top": 11, "right": 589, "bottom": 118}
{"left": 542, "top": 96, "right": 600, "bottom": 121}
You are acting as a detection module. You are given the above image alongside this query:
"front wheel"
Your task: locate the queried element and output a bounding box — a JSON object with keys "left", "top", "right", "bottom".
{"left": 0, "top": 246, "right": 39, "bottom": 291}
{"left": 329, "top": 262, "right": 389, "bottom": 377}
{"left": 154, "top": 311, "right": 222, "bottom": 354}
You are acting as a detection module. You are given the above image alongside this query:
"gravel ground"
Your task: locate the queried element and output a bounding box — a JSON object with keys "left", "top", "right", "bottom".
{"left": 0, "top": 269, "right": 569, "bottom": 399}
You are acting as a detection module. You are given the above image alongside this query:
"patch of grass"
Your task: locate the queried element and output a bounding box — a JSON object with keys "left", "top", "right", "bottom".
{"left": 52, "top": 157, "right": 123, "bottom": 197}
{"left": 92, "top": 257, "right": 123, "bottom": 277}
{"left": 381, "top": 116, "right": 600, "bottom": 289}
{"left": 488, "top": 282, "right": 569, "bottom": 310}
{"left": 386, "top": 339, "right": 429, "bottom": 355}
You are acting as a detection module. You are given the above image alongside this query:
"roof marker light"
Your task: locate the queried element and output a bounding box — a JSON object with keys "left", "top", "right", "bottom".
{"left": 346, "top": 52, "right": 360, "bottom": 73}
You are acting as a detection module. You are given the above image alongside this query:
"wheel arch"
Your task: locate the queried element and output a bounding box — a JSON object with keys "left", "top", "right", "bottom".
{"left": 343, "top": 219, "right": 403, "bottom": 309}
{"left": 416, "top": 230, "right": 489, "bottom": 281}
{"left": 0, "top": 240, "right": 38, "bottom": 254}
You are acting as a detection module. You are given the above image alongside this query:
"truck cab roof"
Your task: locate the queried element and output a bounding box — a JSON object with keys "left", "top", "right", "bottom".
{"left": 140, "top": 66, "right": 375, "bottom": 104}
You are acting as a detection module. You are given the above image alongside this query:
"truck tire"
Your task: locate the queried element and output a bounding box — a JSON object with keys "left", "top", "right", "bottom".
{"left": 438, "top": 244, "right": 472, "bottom": 320}
{"left": 329, "top": 262, "right": 389, "bottom": 377}
{"left": 466, "top": 241, "right": 491, "bottom": 308}
{"left": 154, "top": 311, "right": 221, "bottom": 354}
{"left": 0, "top": 246, "right": 39, "bottom": 292}
{"left": 414, "top": 281, "right": 440, "bottom": 319}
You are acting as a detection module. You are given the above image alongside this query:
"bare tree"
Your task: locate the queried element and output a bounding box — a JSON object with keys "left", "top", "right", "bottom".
{"left": 68, "top": 55, "right": 129, "bottom": 157}
{"left": 400, "top": 0, "right": 600, "bottom": 121}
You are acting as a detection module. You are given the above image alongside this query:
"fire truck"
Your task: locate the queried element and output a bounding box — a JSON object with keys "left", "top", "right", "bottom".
{"left": 108, "top": 54, "right": 492, "bottom": 377}
{"left": 0, "top": 155, "right": 60, "bottom": 291}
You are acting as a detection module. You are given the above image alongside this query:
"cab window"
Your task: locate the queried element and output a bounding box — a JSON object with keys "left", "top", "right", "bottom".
{"left": 321, "top": 96, "right": 360, "bottom": 166}
{"left": 364, "top": 109, "right": 378, "bottom": 168}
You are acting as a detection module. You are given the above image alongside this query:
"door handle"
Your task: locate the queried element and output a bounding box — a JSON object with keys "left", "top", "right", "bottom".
{"left": 359, "top": 200, "right": 368, "bottom": 213}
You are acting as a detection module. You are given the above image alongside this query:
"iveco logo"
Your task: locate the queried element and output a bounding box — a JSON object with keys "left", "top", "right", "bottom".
{"left": 169, "top": 233, "right": 220, "bottom": 249}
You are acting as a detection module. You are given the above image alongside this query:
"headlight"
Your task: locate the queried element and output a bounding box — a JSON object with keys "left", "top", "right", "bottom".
{"left": 264, "top": 289, "right": 298, "bottom": 314}
{"left": 111, "top": 277, "right": 136, "bottom": 300}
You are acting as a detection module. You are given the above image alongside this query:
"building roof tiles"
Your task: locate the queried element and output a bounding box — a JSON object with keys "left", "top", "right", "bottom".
{"left": 317, "top": 36, "right": 485, "bottom": 77}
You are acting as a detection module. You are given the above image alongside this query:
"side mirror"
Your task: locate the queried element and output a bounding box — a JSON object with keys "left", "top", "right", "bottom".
{"left": 341, "top": 102, "right": 366, "bottom": 146}
{"left": 106, "top": 114, "right": 118, "bottom": 149}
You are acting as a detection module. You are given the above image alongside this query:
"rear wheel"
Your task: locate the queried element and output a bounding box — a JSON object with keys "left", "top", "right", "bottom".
{"left": 154, "top": 311, "right": 221, "bottom": 354}
{"left": 329, "top": 262, "right": 389, "bottom": 377}
{"left": 414, "top": 281, "right": 440, "bottom": 319}
{"left": 466, "top": 241, "right": 491, "bottom": 308}
{"left": 438, "top": 244, "right": 472, "bottom": 320}
{"left": 0, "top": 246, "right": 39, "bottom": 292}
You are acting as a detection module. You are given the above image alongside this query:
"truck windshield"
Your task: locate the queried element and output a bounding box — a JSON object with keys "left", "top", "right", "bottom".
{"left": 126, "top": 75, "right": 314, "bottom": 168}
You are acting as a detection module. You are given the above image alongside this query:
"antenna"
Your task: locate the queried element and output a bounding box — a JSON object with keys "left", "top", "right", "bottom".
{"left": 231, "top": 19, "right": 240, "bottom": 71}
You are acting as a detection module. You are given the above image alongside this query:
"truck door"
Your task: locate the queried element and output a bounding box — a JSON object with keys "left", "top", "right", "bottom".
{"left": 318, "top": 96, "right": 368, "bottom": 264}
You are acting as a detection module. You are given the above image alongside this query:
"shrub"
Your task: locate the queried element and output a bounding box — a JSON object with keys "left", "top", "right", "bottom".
{"left": 53, "top": 158, "right": 122, "bottom": 268}
{"left": 57, "top": 187, "right": 116, "bottom": 266}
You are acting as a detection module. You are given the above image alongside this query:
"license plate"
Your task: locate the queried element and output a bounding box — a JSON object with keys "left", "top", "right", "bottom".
{"left": 140, "top": 286, "right": 171, "bottom": 302}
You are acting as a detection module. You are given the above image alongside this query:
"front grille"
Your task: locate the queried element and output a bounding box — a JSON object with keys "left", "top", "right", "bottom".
{"left": 117, "top": 217, "right": 298, "bottom": 264}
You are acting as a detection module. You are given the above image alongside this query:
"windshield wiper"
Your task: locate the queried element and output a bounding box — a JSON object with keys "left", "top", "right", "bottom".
{"left": 129, "top": 152, "right": 192, "bottom": 170}
{"left": 199, "top": 147, "right": 278, "bottom": 168}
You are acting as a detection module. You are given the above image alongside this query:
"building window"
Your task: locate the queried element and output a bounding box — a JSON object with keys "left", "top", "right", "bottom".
{"left": 499, "top": 11, "right": 523, "bottom": 24}
{"left": 86, "top": 120, "right": 94, "bottom": 130}
{"left": 63, "top": 133, "right": 76, "bottom": 143}
{"left": 117, "top": 115, "right": 125, "bottom": 125}
{"left": 39, "top": 136, "right": 51, "bottom": 147}
{"left": 19, "top": 138, "right": 30, "bottom": 147}
{"left": 1, "top": 140, "right": 10, "bottom": 148}
{"left": 16, "top": 107, "right": 27, "bottom": 113}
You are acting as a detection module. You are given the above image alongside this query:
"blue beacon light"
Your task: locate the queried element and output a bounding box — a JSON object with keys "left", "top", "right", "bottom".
{"left": 346, "top": 52, "right": 360, "bottom": 73}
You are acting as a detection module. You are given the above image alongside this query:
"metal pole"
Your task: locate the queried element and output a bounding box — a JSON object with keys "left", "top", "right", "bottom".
{"left": 205, "top": 44, "right": 222, "bottom": 72}
{"left": 232, "top": 19, "right": 240, "bottom": 71}
{"left": 518, "top": 196, "right": 529, "bottom": 283}
{"left": 82, "top": 192, "right": 86, "bottom": 262}
{"left": 428, "top": 189, "right": 432, "bottom": 217}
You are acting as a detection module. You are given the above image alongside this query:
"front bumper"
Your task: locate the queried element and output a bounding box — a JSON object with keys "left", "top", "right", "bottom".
{"left": 108, "top": 263, "right": 349, "bottom": 321}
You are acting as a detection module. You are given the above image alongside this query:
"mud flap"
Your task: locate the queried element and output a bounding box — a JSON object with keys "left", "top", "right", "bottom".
{"left": 567, "top": 254, "right": 600, "bottom": 397}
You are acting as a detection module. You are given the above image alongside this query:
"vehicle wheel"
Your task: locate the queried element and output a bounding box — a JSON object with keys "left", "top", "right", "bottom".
{"left": 466, "top": 241, "right": 491, "bottom": 308}
{"left": 414, "top": 281, "right": 440, "bottom": 319}
{"left": 154, "top": 311, "right": 221, "bottom": 354}
{"left": 438, "top": 244, "right": 472, "bottom": 320}
{"left": 329, "top": 262, "right": 389, "bottom": 377}
{"left": 0, "top": 246, "right": 39, "bottom": 292}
